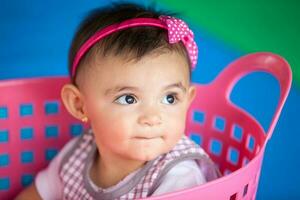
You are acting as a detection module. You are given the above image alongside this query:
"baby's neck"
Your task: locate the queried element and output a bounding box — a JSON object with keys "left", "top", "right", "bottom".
{"left": 90, "top": 151, "right": 146, "bottom": 189}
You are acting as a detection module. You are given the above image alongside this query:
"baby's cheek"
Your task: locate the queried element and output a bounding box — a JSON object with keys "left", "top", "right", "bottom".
{"left": 169, "top": 113, "right": 186, "bottom": 131}
{"left": 164, "top": 117, "right": 186, "bottom": 142}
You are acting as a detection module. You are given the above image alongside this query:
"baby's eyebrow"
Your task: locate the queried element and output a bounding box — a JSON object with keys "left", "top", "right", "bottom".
{"left": 105, "top": 86, "right": 139, "bottom": 95}
{"left": 164, "top": 82, "right": 187, "bottom": 93}
{"left": 105, "top": 82, "right": 186, "bottom": 95}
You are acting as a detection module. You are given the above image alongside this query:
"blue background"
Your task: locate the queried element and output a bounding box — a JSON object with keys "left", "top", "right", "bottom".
{"left": 1, "top": 0, "right": 299, "bottom": 199}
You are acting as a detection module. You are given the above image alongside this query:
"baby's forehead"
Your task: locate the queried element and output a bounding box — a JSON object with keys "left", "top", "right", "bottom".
{"left": 79, "top": 52, "right": 190, "bottom": 89}
{"left": 103, "top": 81, "right": 188, "bottom": 97}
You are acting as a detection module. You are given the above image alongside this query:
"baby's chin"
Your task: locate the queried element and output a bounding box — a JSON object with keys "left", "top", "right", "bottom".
{"left": 133, "top": 153, "right": 161, "bottom": 162}
{"left": 131, "top": 145, "right": 170, "bottom": 162}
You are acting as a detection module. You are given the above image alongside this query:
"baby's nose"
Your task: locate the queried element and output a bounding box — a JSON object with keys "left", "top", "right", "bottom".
{"left": 138, "top": 107, "right": 162, "bottom": 126}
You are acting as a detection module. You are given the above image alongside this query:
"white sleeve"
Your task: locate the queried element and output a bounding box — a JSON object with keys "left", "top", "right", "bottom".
{"left": 152, "top": 160, "right": 206, "bottom": 196}
{"left": 34, "top": 136, "right": 80, "bottom": 200}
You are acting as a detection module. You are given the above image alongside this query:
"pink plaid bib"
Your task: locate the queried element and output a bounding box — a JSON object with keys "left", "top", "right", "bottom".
{"left": 59, "top": 129, "right": 219, "bottom": 199}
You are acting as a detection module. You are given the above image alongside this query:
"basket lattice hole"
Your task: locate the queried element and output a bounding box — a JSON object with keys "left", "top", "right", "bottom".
{"left": 243, "top": 184, "right": 249, "bottom": 197}
{"left": 20, "top": 103, "right": 33, "bottom": 117}
{"left": 210, "top": 139, "right": 222, "bottom": 156}
{"left": 0, "top": 106, "right": 8, "bottom": 119}
{"left": 21, "top": 151, "right": 34, "bottom": 164}
{"left": 193, "top": 110, "right": 205, "bottom": 124}
{"left": 20, "top": 127, "right": 34, "bottom": 141}
{"left": 224, "top": 169, "right": 232, "bottom": 176}
{"left": 0, "top": 177, "right": 10, "bottom": 191}
{"left": 231, "top": 124, "right": 243, "bottom": 142}
{"left": 227, "top": 147, "right": 239, "bottom": 165}
{"left": 70, "top": 124, "right": 84, "bottom": 137}
{"left": 189, "top": 133, "right": 202, "bottom": 145}
{"left": 0, "top": 129, "right": 9, "bottom": 143}
{"left": 45, "top": 148, "right": 58, "bottom": 161}
{"left": 213, "top": 116, "right": 226, "bottom": 132}
{"left": 229, "top": 193, "right": 237, "bottom": 200}
{"left": 246, "top": 134, "right": 255, "bottom": 152}
{"left": 21, "top": 174, "right": 34, "bottom": 187}
{"left": 45, "top": 125, "right": 59, "bottom": 138}
{"left": 242, "top": 157, "right": 250, "bottom": 167}
{"left": 0, "top": 153, "right": 9, "bottom": 167}
{"left": 44, "top": 101, "right": 59, "bottom": 115}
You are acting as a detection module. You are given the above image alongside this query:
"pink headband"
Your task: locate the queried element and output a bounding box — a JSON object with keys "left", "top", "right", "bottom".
{"left": 71, "top": 15, "right": 198, "bottom": 77}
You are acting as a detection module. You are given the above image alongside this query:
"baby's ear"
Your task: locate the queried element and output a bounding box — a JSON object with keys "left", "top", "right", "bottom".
{"left": 187, "top": 85, "right": 196, "bottom": 107}
{"left": 61, "top": 83, "right": 86, "bottom": 120}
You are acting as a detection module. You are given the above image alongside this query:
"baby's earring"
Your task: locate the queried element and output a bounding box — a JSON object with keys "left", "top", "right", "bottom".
{"left": 81, "top": 116, "right": 88, "bottom": 123}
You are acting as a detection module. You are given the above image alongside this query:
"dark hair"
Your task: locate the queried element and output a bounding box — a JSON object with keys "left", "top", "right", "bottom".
{"left": 69, "top": 1, "right": 191, "bottom": 85}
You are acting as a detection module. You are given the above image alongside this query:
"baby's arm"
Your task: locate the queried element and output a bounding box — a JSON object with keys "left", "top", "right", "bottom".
{"left": 15, "top": 136, "right": 80, "bottom": 200}
{"left": 15, "top": 183, "right": 42, "bottom": 200}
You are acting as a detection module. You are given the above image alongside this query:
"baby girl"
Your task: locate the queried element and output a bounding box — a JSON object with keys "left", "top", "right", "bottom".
{"left": 16, "top": 2, "right": 220, "bottom": 199}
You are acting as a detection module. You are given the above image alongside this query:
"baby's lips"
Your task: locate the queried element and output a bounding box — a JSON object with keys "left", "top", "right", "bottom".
{"left": 133, "top": 134, "right": 163, "bottom": 139}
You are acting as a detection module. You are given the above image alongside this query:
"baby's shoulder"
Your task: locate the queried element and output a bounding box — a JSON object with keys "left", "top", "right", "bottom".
{"left": 59, "top": 134, "right": 82, "bottom": 154}
{"left": 34, "top": 134, "right": 82, "bottom": 199}
{"left": 150, "top": 160, "right": 206, "bottom": 196}
{"left": 166, "top": 160, "right": 205, "bottom": 179}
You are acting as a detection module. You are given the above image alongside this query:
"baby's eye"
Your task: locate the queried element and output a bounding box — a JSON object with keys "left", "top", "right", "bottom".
{"left": 162, "top": 94, "right": 177, "bottom": 105}
{"left": 115, "top": 94, "right": 137, "bottom": 105}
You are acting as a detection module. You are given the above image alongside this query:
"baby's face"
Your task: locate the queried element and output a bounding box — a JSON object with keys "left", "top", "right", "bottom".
{"left": 80, "top": 51, "right": 195, "bottom": 162}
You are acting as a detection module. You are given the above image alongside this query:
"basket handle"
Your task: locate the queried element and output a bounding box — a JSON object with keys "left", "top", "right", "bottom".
{"left": 212, "top": 52, "right": 292, "bottom": 141}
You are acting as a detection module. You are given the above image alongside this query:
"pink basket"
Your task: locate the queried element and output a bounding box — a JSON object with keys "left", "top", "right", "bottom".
{"left": 0, "top": 52, "right": 291, "bottom": 200}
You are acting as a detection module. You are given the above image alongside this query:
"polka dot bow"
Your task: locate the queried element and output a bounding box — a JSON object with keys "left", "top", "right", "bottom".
{"left": 159, "top": 15, "right": 198, "bottom": 69}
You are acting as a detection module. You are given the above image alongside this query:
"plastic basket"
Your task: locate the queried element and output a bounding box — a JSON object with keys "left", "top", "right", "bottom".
{"left": 0, "top": 52, "right": 292, "bottom": 200}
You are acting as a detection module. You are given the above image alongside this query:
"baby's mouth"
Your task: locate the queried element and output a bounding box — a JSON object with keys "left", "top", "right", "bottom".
{"left": 134, "top": 136, "right": 161, "bottom": 140}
